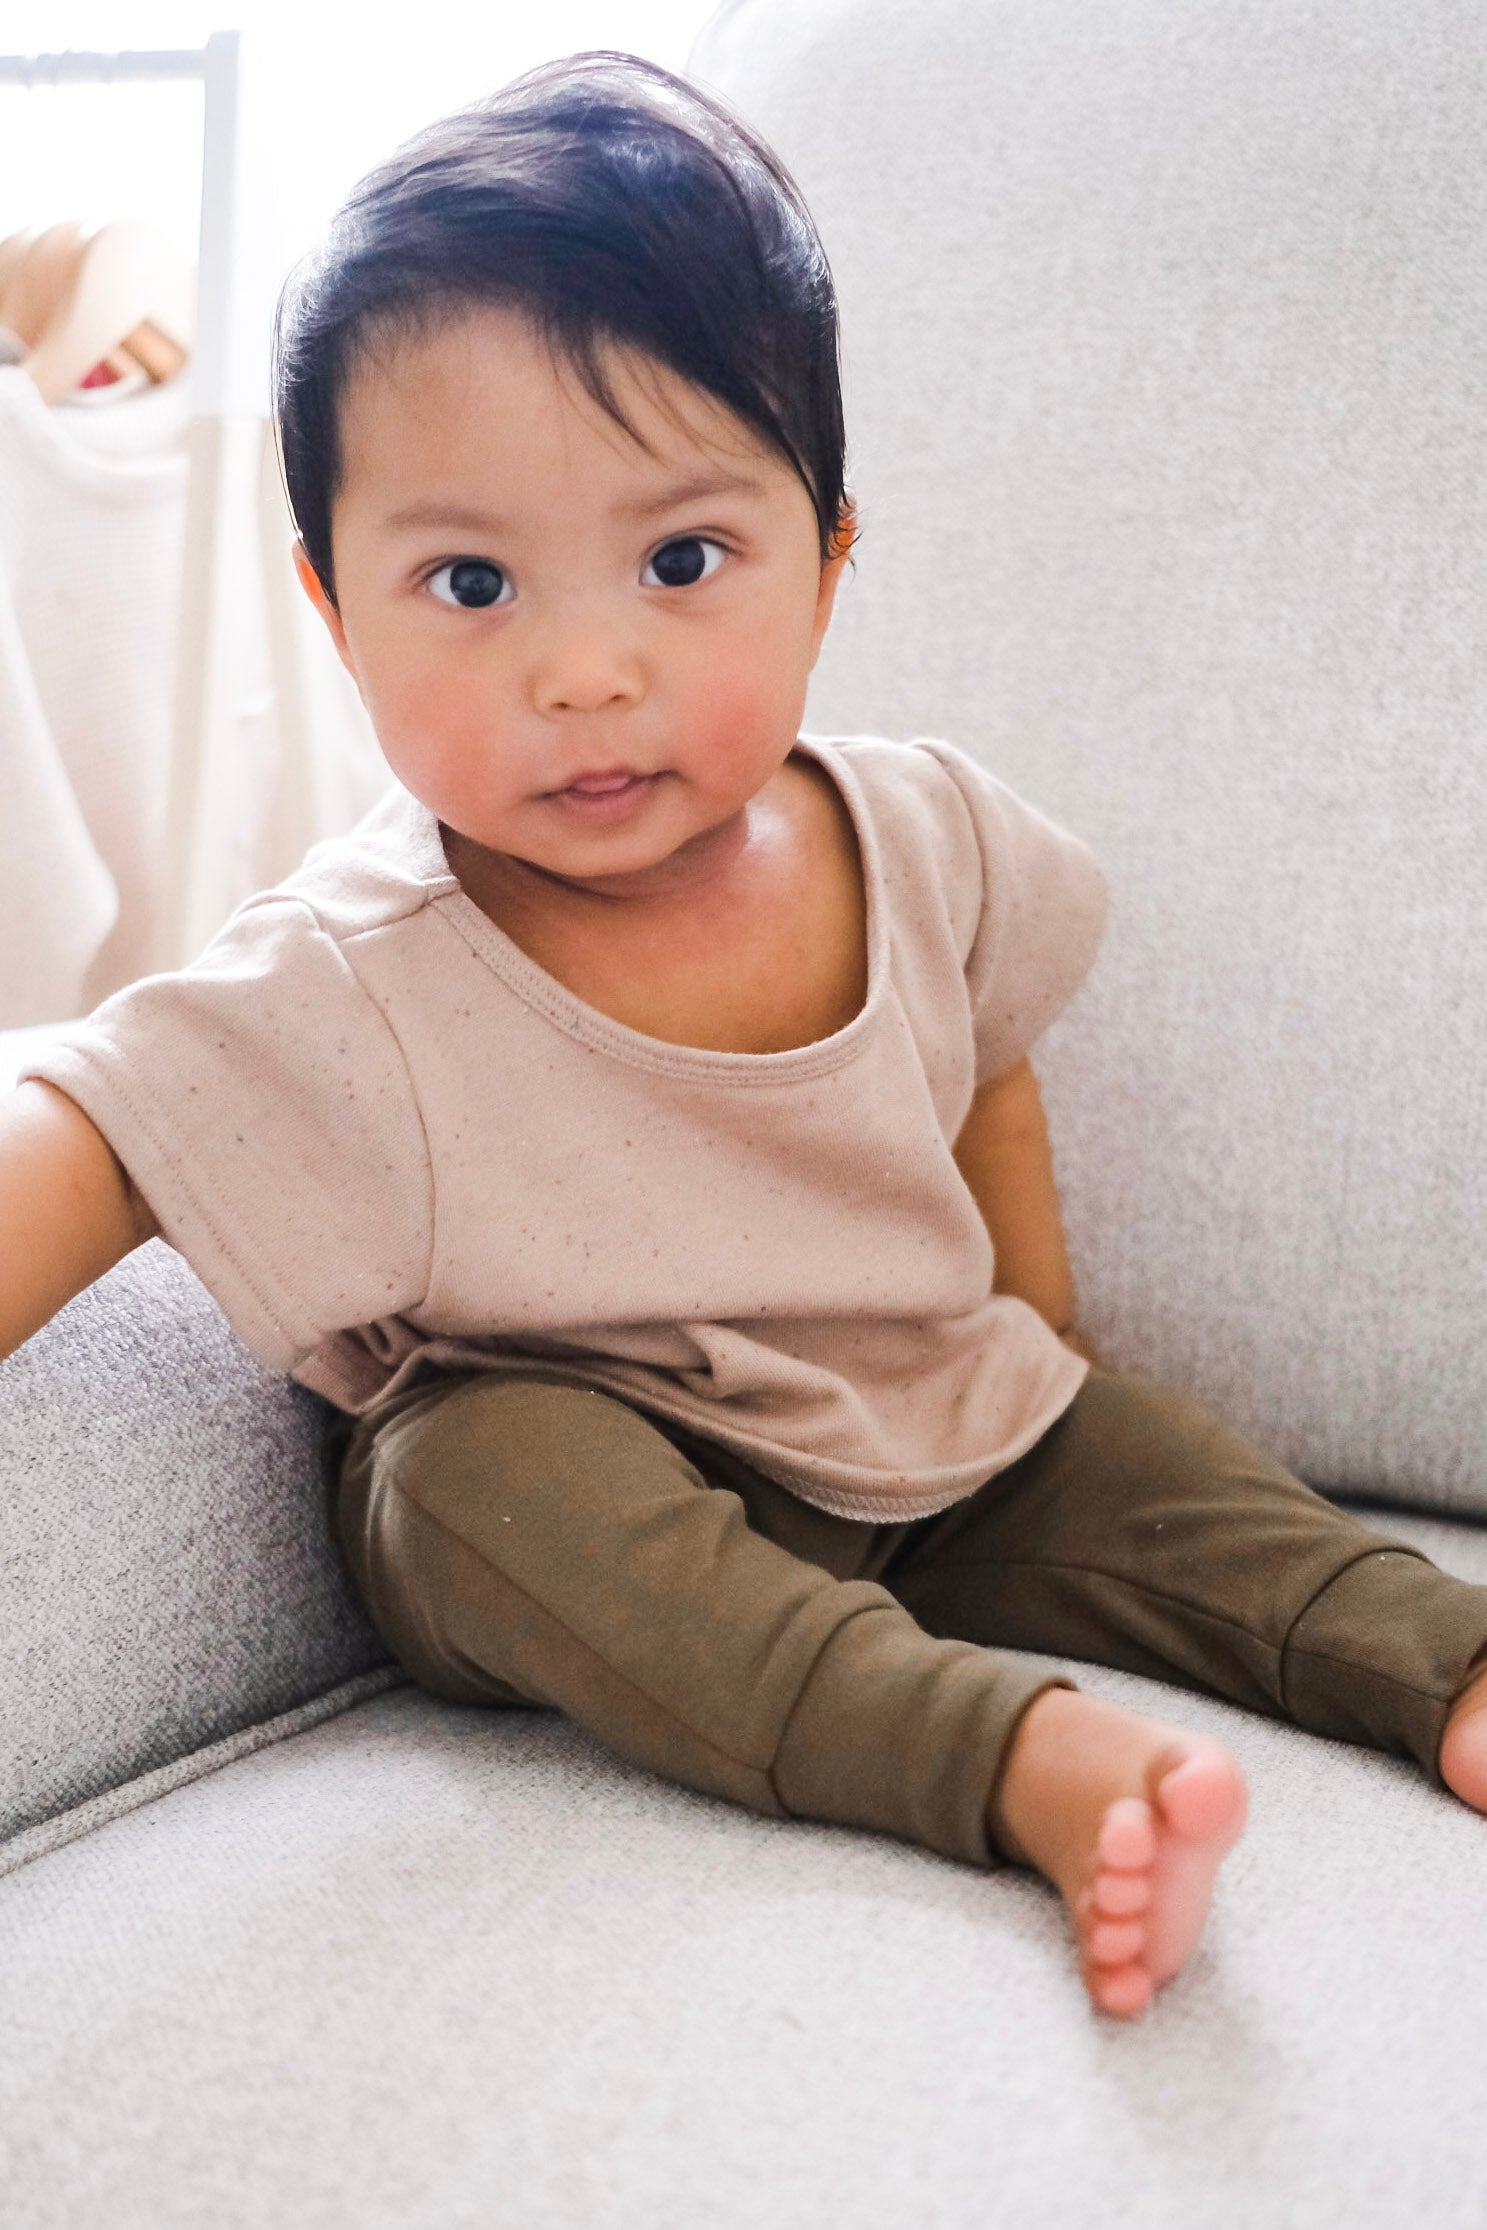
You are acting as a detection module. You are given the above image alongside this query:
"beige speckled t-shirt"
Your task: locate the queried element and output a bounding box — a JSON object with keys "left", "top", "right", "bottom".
{"left": 21, "top": 731, "right": 1109, "bottom": 1522}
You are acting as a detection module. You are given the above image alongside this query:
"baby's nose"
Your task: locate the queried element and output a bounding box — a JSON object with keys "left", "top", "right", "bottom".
{"left": 529, "top": 620, "right": 644, "bottom": 716}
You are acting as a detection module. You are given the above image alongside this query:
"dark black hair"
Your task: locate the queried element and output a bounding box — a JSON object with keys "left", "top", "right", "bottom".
{"left": 271, "top": 49, "right": 858, "bottom": 611}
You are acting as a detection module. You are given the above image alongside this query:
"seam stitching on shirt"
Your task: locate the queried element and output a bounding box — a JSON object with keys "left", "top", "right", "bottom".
{"left": 908, "top": 736, "right": 1003, "bottom": 979}
{"left": 37, "top": 893, "right": 439, "bottom": 1356}
{"left": 420, "top": 736, "right": 890, "bottom": 1087}
{"left": 219, "top": 895, "right": 437, "bottom": 1320}
{"left": 433, "top": 899, "right": 867, "bottom": 1086}
{"left": 245, "top": 895, "right": 438, "bottom": 1325}
{"left": 307, "top": 906, "right": 438, "bottom": 1316}
{"left": 53, "top": 1048, "right": 307, "bottom": 1356}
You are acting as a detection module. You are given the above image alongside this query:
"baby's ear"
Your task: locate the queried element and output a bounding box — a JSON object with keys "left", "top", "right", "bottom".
{"left": 291, "top": 539, "right": 325, "bottom": 604}
{"left": 811, "top": 516, "right": 854, "bottom": 661}
{"left": 829, "top": 499, "right": 860, "bottom": 565}
{"left": 291, "top": 541, "right": 356, "bottom": 675}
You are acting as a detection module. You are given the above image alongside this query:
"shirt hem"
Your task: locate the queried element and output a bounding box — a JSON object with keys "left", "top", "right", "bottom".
{"left": 311, "top": 1340, "right": 1091, "bottom": 1524}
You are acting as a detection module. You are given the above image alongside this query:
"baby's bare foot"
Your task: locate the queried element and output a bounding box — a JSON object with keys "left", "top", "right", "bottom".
{"left": 1439, "top": 1655, "right": 1487, "bottom": 1813}
{"left": 989, "top": 1688, "right": 1249, "bottom": 2019}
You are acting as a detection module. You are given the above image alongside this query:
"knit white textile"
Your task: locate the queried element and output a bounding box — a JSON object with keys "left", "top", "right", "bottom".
{"left": 0, "top": 360, "right": 388, "bottom": 1027}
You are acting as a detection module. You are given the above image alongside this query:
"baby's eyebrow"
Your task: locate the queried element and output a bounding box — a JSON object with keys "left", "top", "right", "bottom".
{"left": 624, "top": 469, "right": 770, "bottom": 519}
{"left": 381, "top": 469, "right": 769, "bottom": 535}
{"left": 382, "top": 501, "right": 511, "bottom": 534}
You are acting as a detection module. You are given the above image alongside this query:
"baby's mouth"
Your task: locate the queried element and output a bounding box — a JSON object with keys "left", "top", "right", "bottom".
{"left": 553, "top": 767, "right": 653, "bottom": 795}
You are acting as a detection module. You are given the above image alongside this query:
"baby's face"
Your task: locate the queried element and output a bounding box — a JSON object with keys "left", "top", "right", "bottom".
{"left": 297, "top": 303, "right": 849, "bottom": 903}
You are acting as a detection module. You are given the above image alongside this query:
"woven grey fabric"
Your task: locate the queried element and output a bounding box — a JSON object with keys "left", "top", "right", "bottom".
{"left": 689, "top": 0, "right": 1487, "bottom": 1513}
{"left": 0, "top": 1237, "right": 393, "bottom": 1848}
{"left": 1, "top": 1498, "right": 1484, "bottom": 2230}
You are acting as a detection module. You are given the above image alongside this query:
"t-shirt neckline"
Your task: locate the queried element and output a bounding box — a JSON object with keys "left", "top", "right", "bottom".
{"left": 415, "top": 733, "right": 889, "bottom": 1083}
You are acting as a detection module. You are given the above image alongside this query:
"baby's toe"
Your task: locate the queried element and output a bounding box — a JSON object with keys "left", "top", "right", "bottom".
{"left": 1086, "top": 1915, "right": 1146, "bottom": 1968}
{"left": 1098, "top": 1796, "right": 1157, "bottom": 1870}
{"left": 1153, "top": 1745, "right": 1249, "bottom": 1846}
{"left": 1087, "top": 1960, "right": 1153, "bottom": 2018}
{"left": 1091, "top": 1867, "right": 1152, "bottom": 1919}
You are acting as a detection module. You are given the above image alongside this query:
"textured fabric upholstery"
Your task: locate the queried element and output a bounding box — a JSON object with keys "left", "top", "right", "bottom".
{"left": 0, "top": 1235, "right": 396, "bottom": 1856}
{"left": 689, "top": 0, "right": 1487, "bottom": 1514}
{"left": 4, "top": 1586, "right": 1487, "bottom": 2230}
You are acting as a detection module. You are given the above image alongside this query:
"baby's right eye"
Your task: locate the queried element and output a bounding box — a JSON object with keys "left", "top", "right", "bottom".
{"left": 426, "top": 558, "right": 513, "bottom": 610}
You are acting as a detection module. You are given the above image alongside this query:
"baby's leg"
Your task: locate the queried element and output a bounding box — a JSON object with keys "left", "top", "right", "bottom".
{"left": 330, "top": 1370, "right": 1100, "bottom": 1884}
{"left": 883, "top": 1368, "right": 1487, "bottom": 2011}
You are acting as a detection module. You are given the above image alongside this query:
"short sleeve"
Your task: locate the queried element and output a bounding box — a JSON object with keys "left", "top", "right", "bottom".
{"left": 918, "top": 737, "right": 1110, "bottom": 1085}
{"left": 17, "top": 895, "right": 434, "bottom": 1373}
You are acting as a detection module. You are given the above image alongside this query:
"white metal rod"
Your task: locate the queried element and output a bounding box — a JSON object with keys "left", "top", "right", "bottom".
{"left": 1, "top": 30, "right": 287, "bottom": 975}
{"left": 0, "top": 50, "right": 209, "bottom": 84}
{"left": 158, "top": 27, "right": 245, "bottom": 966}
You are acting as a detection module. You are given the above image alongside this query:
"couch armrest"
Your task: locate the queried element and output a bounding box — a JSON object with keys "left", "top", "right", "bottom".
{"left": 0, "top": 1239, "right": 392, "bottom": 1853}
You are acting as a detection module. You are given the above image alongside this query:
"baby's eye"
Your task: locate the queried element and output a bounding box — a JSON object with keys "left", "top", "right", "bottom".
{"left": 426, "top": 558, "right": 513, "bottom": 610}
{"left": 641, "top": 537, "right": 726, "bottom": 589}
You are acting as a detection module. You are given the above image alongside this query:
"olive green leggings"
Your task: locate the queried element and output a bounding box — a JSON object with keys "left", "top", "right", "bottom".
{"left": 329, "top": 1366, "right": 1487, "bottom": 1870}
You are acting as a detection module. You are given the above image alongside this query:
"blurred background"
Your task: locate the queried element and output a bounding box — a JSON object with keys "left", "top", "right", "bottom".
{"left": 0, "top": 4, "right": 718, "bottom": 276}
{"left": 0, "top": 4, "right": 721, "bottom": 1032}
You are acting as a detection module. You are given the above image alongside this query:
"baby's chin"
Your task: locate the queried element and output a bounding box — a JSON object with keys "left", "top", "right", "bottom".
{"left": 440, "top": 789, "right": 758, "bottom": 910}
{"left": 542, "top": 818, "right": 756, "bottom": 905}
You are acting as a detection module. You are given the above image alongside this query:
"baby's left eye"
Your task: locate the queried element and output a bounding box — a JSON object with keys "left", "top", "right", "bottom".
{"left": 641, "top": 537, "right": 726, "bottom": 589}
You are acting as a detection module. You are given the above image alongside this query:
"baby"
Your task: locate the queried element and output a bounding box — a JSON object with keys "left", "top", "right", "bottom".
{"left": 5, "top": 51, "right": 1487, "bottom": 2023}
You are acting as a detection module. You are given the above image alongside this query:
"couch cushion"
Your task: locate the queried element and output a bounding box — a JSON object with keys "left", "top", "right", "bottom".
{"left": 2, "top": 1500, "right": 1485, "bottom": 2228}
{"left": 688, "top": 0, "right": 1487, "bottom": 1516}
{"left": 0, "top": 1235, "right": 395, "bottom": 1852}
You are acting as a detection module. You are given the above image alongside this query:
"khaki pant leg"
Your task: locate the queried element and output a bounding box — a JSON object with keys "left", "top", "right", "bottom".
{"left": 882, "top": 1367, "right": 1487, "bottom": 1787}
{"left": 330, "top": 1371, "right": 1073, "bottom": 1870}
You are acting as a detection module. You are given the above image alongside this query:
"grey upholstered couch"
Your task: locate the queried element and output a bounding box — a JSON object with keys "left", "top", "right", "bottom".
{"left": 4, "top": 3, "right": 1486, "bottom": 2222}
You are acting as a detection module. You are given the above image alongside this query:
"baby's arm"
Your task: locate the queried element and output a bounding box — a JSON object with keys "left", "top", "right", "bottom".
{"left": 952, "top": 1055, "right": 1101, "bottom": 1365}
{"left": 0, "top": 1081, "right": 160, "bottom": 1364}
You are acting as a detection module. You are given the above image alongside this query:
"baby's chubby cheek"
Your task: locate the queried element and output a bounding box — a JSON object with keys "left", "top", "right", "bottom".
{"left": 360, "top": 644, "right": 802, "bottom": 823}
{"left": 676, "top": 658, "right": 801, "bottom": 786}
{"left": 364, "top": 678, "right": 518, "bottom": 820}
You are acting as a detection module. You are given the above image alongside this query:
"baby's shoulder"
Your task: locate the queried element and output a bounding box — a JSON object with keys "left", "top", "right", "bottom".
{"left": 816, "top": 730, "right": 1109, "bottom": 979}
{"left": 268, "top": 784, "right": 447, "bottom": 948}
{"left": 811, "top": 731, "right": 991, "bottom": 921}
{"left": 813, "top": 730, "right": 984, "bottom": 837}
